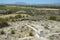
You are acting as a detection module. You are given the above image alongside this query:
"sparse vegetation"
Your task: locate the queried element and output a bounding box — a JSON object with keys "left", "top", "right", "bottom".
{"left": 44, "top": 24, "right": 49, "bottom": 29}
{"left": 0, "top": 30, "right": 5, "bottom": 35}
{"left": 44, "top": 26, "right": 49, "bottom": 29}
{"left": 15, "top": 14, "right": 22, "bottom": 19}
{"left": 9, "top": 16, "right": 15, "bottom": 19}
{"left": 56, "top": 18, "right": 60, "bottom": 21}
{"left": 29, "top": 31, "right": 34, "bottom": 36}
{"left": 48, "top": 16, "right": 57, "bottom": 20}
{"left": 11, "top": 30, "right": 15, "bottom": 34}
{"left": 0, "top": 6, "right": 60, "bottom": 40}
{"left": 0, "top": 18, "right": 9, "bottom": 28}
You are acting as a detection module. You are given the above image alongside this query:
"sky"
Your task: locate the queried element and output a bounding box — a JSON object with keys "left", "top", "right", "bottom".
{"left": 0, "top": 0, "right": 60, "bottom": 4}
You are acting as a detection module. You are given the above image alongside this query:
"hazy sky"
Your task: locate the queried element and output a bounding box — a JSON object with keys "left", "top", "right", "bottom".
{"left": 0, "top": 0, "right": 60, "bottom": 4}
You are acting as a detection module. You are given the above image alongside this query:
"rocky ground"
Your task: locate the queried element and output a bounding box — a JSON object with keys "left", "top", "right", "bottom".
{"left": 0, "top": 20, "right": 60, "bottom": 40}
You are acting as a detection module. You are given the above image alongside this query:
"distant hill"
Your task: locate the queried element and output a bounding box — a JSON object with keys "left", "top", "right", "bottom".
{"left": 0, "top": 4, "right": 60, "bottom": 8}
{"left": 29, "top": 4, "right": 60, "bottom": 8}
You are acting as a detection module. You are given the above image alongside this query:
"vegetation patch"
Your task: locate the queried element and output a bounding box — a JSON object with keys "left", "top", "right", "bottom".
{"left": 9, "top": 16, "right": 15, "bottom": 19}
{"left": 0, "top": 18, "right": 9, "bottom": 28}
{"left": 15, "top": 14, "right": 22, "bottom": 19}
{"left": 29, "top": 30, "right": 34, "bottom": 36}
{"left": 56, "top": 18, "right": 60, "bottom": 21}
{"left": 11, "top": 30, "right": 15, "bottom": 34}
{"left": 48, "top": 16, "right": 57, "bottom": 20}
{"left": 0, "top": 30, "right": 5, "bottom": 35}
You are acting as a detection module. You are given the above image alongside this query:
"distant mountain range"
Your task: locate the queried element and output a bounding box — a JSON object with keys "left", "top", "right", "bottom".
{"left": 0, "top": 2, "right": 60, "bottom": 5}
{"left": 0, "top": 2, "right": 60, "bottom": 8}
{"left": 14, "top": 2, "right": 60, "bottom": 7}
{"left": 15, "top": 2, "right": 28, "bottom": 5}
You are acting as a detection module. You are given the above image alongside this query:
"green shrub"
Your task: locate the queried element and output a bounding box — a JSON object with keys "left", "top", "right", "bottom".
{"left": 0, "top": 18, "right": 9, "bottom": 27}
{"left": 22, "top": 15, "right": 25, "bottom": 18}
{"left": 29, "top": 31, "right": 34, "bottom": 36}
{"left": 49, "top": 16, "right": 57, "bottom": 20}
{"left": 44, "top": 26, "right": 49, "bottom": 29}
{"left": 0, "top": 18, "right": 7, "bottom": 23}
{"left": 15, "top": 14, "right": 22, "bottom": 19}
{"left": 4, "top": 17, "right": 9, "bottom": 21}
{"left": 9, "top": 16, "right": 15, "bottom": 19}
{"left": 56, "top": 18, "right": 60, "bottom": 21}
{"left": 11, "top": 30, "right": 15, "bottom": 34}
{"left": 0, "top": 30, "right": 5, "bottom": 35}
